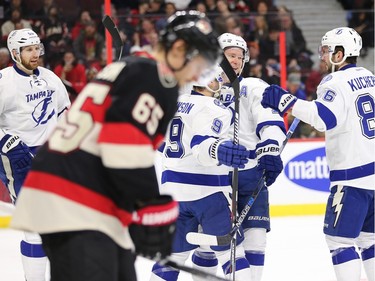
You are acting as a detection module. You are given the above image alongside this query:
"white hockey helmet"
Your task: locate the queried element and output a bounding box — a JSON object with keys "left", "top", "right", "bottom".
{"left": 218, "top": 32, "right": 250, "bottom": 63}
{"left": 7, "top": 28, "right": 44, "bottom": 62}
{"left": 319, "top": 27, "right": 362, "bottom": 65}
{"left": 193, "top": 65, "right": 225, "bottom": 96}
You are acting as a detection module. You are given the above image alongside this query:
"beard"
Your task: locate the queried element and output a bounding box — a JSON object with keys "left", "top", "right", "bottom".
{"left": 20, "top": 58, "right": 38, "bottom": 71}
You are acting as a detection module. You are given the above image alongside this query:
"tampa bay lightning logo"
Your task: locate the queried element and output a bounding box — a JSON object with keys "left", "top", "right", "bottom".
{"left": 32, "top": 91, "right": 56, "bottom": 126}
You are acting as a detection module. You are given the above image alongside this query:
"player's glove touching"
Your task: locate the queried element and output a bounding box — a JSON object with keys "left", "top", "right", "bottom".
{"left": 261, "top": 85, "right": 297, "bottom": 116}
{"left": 210, "top": 139, "right": 251, "bottom": 169}
{"left": 129, "top": 195, "right": 178, "bottom": 261}
{"left": 256, "top": 139, "right": 283, "bottom": 186}
{"left": 0, "top": 134, "right": 34, "bottom": 170}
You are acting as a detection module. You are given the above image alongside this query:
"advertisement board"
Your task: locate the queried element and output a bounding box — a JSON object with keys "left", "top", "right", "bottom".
{"left": 269, "top": 138, "right": 330, "bottom": 217}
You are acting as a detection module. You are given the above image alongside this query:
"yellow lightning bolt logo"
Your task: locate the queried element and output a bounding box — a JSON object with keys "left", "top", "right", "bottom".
{"left": 332, "top": 185, "right": 344, "bottom": 227}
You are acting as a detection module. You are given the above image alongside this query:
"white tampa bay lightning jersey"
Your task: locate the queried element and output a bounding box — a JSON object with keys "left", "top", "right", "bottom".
{"left": 292, "top": 64, "right": 375, "bottom": 190}
{"left": 0, "top": 65, "right": 70, "bottom": 147}
{"left": 219, "top": 77, "right": 286, "bottom": 170}
{"left": 159, "top": 91, "right": 233, "bottom": 202}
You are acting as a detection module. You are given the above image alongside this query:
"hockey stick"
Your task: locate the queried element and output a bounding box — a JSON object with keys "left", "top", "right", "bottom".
{"left": 102, "top": 15, "right": 124, "bottom": 61}
{"left": 159, "top": 259, "right": 226, "bottom": 281}
{"left": 186, "top": 117, "right": 301, "bottom": 246}
{"left": 219, "top": 55, "right": 240, "bottom": 280}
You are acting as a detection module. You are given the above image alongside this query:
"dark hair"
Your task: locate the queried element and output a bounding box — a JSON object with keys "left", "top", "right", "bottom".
{"left": 334, "top": 46, "right": 358, "bottom": 64}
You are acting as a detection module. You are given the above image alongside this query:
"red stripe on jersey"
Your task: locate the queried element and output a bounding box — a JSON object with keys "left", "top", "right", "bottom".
{"left": 81, "top": 94, "right": 112, "bottom": 123}
{"left": 99, "top": 123, "right": 152, "bottom": 145}
{"left": 24, "top": 171, "right": 133, "bottom": 226}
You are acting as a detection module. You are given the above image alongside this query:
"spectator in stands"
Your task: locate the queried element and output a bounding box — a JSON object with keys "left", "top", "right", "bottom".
{"left": 195, "top": 1, "right": 207, "bottom": 13}
{"left": 34, "top": 0, "right": 54, "bottom": 20}
{"left": 71, "top": 10, "right": 93, "bottom": 41}
{"left": 258, "top": 19, "right": 299, "bottom": 71}
{"left": 147, "top": 0, "right": 165, "bottom": 16}
{"left": 53, "top": 50, "right": 87, "bottom": 101}
{"left": 1, "top": 8, "right": 32, "bottom": 41}
{"left": 0, "top": 48, "right": 11, "bottom": 69}
{"left": 39, "top": 4, "right": 70, "bottom": 70}
{"left": 305, "top": 60, "right": 328, "bottom": 100}
{"left": 73, "top": 20, "right": 105, "bottom": 68}
{"left": 204, "top": 0, "right": 218, "bottom": 19}
{"left": 3, "top": 0, "right": 29, "bottom": 20}
{"left": 129, "top": 0, "right": 150, "bottom": 27}
{"left": 278, "top": 5, "right": 309, "bottom": 58}
{"left": 214, "top": 0, "right": 233, "bottom": 32}
{"left": 155, "top": 2, "right": 177, "bottom": 31}
{"left": 348, "top": 0, "right": 374, "bottom": 52}
{"left": 287, "top": 72, "right": 306, "bottom": 100}
{"left": 246, "top": 14, "right": 269, "bottom": 42}
{"left": 215, "top": 14, "right": 244, "bottom": 36}
{"left": 131, "top": 18, "right": 158, "bottom": 53}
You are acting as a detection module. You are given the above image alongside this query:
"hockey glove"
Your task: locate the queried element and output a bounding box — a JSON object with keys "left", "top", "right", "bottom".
{"left": 256, "top": 139, "right": 283, "bottom": 186}
{"left": 261, "top": 85, "right": 297, "bottom": 116}
{"left": 129, "top": 195, "right": 178, "bottom": 260}
{"left": 210, "top": 139, "right": 250, "bottom": 169}
{"left": 0, "top": 134, "right": 34, "bottom": 170}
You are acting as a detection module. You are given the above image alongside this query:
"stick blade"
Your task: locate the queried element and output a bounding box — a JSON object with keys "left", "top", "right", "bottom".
{"left": 102, "top": 15, "right": 123, "bottom": 47}
{"left": 186, "top": 232, "right": 231, "bottom": 246}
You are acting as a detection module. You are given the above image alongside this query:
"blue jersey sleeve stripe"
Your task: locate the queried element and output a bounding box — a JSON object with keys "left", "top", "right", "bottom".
{"left": 255, "top": 121, "right": 286, "bottom": 138}
{"left": 315, "top": 101, "right": 337, "bottom": 130}
{"left": 330, "top": 162, "right": 375, "bottom": 181}
{"left": 191, "top": 135, "right": 214, "bottom": 148}
{"left": 161, "top": 170, "right": 230, "bottom": 186}
{"left": 157, "top": 142, "right": 165, "bottom": 152}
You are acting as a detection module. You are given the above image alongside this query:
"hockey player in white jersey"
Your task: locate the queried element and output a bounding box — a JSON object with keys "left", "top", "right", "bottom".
{"left": 150, "top": 68, "right": 255, "bottom": 280}
{"left": 0, "top": 29, "right": 70, "bottom": 280}
{"left": 261, "top": 27, "right": 374, "bottom": 281}
{"left": 191, "top": 33, "right": 286, "bottom": 281}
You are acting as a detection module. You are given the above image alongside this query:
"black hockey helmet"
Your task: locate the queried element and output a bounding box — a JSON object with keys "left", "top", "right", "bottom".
{"left": 160, "top": 10, "right": 222, "bottom": 67}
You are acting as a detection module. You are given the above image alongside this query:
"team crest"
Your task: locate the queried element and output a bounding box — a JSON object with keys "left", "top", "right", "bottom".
{"left": 195, "top": 19, "right": 212, "bottom": 35}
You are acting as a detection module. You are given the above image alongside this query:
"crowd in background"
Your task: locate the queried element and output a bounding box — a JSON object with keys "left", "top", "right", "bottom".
{"left": 0, "top": 0, "right": 373, "bottom": 138}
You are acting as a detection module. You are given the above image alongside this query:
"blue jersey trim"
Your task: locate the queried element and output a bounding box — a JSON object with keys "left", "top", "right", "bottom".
{"left": 315, "top": 101, "right": 337, "bottom": 130}
{"left": 339, "top": 64, "right": 356, "bottom": 71}
{"left": 191, "top": 135, "right": 214, "bottom": 148}
{"left": 255, "top": 121, "right": 286, "bottom": 138}
{"left": 330, "top": 162, "right": 375, "bottom": 181}
{"left": 157, "top": 142, "right": 165, "bottom": 152}
{"left": 13, "top": 64, "right": 40, "bottom": 76}
{"left": 161, "top": 170, "right": 230, "bottom": 186}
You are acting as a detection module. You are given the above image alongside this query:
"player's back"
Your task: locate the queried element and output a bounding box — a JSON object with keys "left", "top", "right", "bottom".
{"left": 318, "top": 66, "right": 374, "bottom": 190}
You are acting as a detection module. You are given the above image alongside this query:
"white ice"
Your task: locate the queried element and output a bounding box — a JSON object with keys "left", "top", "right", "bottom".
{"left": 0, "top": 214, "right": 368, "bottom": 281}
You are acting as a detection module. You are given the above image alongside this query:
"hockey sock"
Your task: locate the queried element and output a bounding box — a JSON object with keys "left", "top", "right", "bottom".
{"left": 150, "top": 262, "right": 179, "bottom": 281}
{"left": 361, "top": 245, "right": 374, "bottom": 281}
{"left": 191, "top": 251, "right": 218, "bottom": 281}
{"left": 222, "top": 257, "right": 251, "bottom": 281}
{"left": 331, "top": 247, "right": 361, "bottom": 281}
{"left": 20, "top": 240, "right": 47, "bottom": 281}
{"left": 245, "top": 250, "right": 265, "bottom": 281}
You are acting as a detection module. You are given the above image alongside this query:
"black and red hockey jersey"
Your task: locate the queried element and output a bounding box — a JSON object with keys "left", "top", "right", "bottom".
{"left": 11, "top": 53, "right": 179, "bottom": 249}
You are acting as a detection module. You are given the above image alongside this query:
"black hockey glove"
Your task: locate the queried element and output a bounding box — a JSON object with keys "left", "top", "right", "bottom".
{"left": 129, "top": 195, "right": 178, "bottom": 261}
{"left": 0, "top": 134, "right": 34, "bottom": 170}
